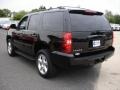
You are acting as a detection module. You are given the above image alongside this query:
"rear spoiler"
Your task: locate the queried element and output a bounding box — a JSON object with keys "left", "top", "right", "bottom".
{"left": 69, "top": 10, "right": 103, "bottom": 15}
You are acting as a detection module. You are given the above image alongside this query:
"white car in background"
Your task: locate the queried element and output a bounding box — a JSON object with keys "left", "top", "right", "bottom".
{"left": 116, "top": 26, "right": 120, "bottom": 31}
{"left": 2, "top": 21, "right": 19, "bottom": 30}
{"left": 0, "top": 18, "right": 10, "bottom": 29}
{"left": 2, "top": 21, "right": 11, "bottom": 30}
{"left": 110, "top": 23, "right": 120, "bottom": 31}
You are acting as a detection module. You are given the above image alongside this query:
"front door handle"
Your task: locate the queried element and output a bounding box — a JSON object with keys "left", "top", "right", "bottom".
{"left": 31, "top": 33, "right": 37, "bottom": 37}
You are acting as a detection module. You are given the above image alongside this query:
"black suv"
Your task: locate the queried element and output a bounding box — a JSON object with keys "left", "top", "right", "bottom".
{"left": 6, "top": 7, "right": 115, "bottom": 78}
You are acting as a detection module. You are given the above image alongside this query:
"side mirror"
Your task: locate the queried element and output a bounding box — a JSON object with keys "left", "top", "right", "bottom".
{"left": 10, "top": 24, "right": 17, "bottom": 29}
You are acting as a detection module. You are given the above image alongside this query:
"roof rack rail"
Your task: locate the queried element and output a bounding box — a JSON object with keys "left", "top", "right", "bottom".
{"left": 48, "top": 6, "right": 81, "bottom": 10}
{"left": 57, "top": 6, "right": 81, "bottom": 9}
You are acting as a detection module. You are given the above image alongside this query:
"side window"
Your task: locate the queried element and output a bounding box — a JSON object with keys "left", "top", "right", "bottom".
{"left": 28, "top": 14, "right": 40, "bottom": 30}
{"left": 43, "top": 12, "right": 63, "bottom": 31}
{"left": 18, "top": 16, "right": 28, "bottom": 30}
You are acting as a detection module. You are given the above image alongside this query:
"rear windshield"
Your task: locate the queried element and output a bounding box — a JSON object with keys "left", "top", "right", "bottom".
{"left": 70, "top": 13, "right": 111, "bottom": 31}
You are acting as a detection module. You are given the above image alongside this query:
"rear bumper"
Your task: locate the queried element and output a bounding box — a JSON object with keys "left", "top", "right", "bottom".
{"left": 51, "top": 46, "right": 115, "bottom": 67}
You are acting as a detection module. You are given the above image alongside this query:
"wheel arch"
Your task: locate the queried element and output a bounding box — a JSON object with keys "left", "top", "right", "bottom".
{"left": 6, "top": 35, "right": 12, "bottom": 43}
{"left": 34, "top": 41, "right": 50, "bottom": 56}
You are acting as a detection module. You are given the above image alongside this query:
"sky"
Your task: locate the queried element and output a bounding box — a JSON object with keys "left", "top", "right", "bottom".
{"left": 0, "top": 0, "right": 120, "bottom": 14}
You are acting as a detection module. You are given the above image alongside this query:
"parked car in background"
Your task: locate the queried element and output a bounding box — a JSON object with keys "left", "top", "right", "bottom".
{"left": 0, "top": 21, "right": 8, "bottom": 29}
{"left": 110, "top": 23, "right": 120, "bottom": 31}
{"left": 0, "top": 18, "right": 10, "bottom": 29}
{"left": 2, "top": 21, "right": 11, "bottom": 30}
{"left": 2, "top": 20, "right": 19, "bottom": 30}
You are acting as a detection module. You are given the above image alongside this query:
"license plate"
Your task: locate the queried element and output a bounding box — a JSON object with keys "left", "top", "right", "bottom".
{"left": 93, "top": 40, "right": 101, "bottom": 47}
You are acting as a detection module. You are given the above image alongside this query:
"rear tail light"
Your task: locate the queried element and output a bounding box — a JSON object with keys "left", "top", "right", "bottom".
{"left": 62, "top": 32, "right": 72, "bottom": 54}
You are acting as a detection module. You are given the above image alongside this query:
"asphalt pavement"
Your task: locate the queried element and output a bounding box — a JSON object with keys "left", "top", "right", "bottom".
{"left": 0, "top": 29, "right": 120, "bottom": 90}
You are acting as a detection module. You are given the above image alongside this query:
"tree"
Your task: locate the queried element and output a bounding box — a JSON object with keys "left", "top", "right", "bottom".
{"left": 38, "top": 6, "right": 46, "bottom": 11}
{"left": 30, "top": 6, "right": 46, "bottom": 13}
{"left": 3, "top": 9, "right": 11, "bottom": 17}
{"left": 0, "top": 9, "right": 5, "bottom": 17}
{"left": 31, "top": 9, "right": 40, "bottom": 13}
{"left": 13, "top": 10, "right": 27, "bottom": 20}
{"left": 0, "top": 9, "right": 11, "bottom": 17}
{"left": 105, "top": 10, "right": 120, "bottom": 24}
{"left": 114, "top": 15, "right": 120, "bottom": 24}
{"left": 105, "top": 10, "right": 114, "bottom": 23}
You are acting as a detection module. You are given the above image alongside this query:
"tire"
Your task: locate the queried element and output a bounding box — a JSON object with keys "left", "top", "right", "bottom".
{"left": 36, "top": 49, "right": 56, "bottom": 78}
{"left": 7, "top": 39, "right": 16, "bottom": 56}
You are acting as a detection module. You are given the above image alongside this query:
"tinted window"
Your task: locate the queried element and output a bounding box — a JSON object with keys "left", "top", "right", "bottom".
{"left": 28, "top": 14, "right": 40, "bottom": 30}
{"left": 18, "top": 16, "right": 28, "bottom": 30}
{"left": 43, "top": 12, "right": 63, "bottom": 31}
{"left": 70, "top": 14, "right": 111, "bottom": 31}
